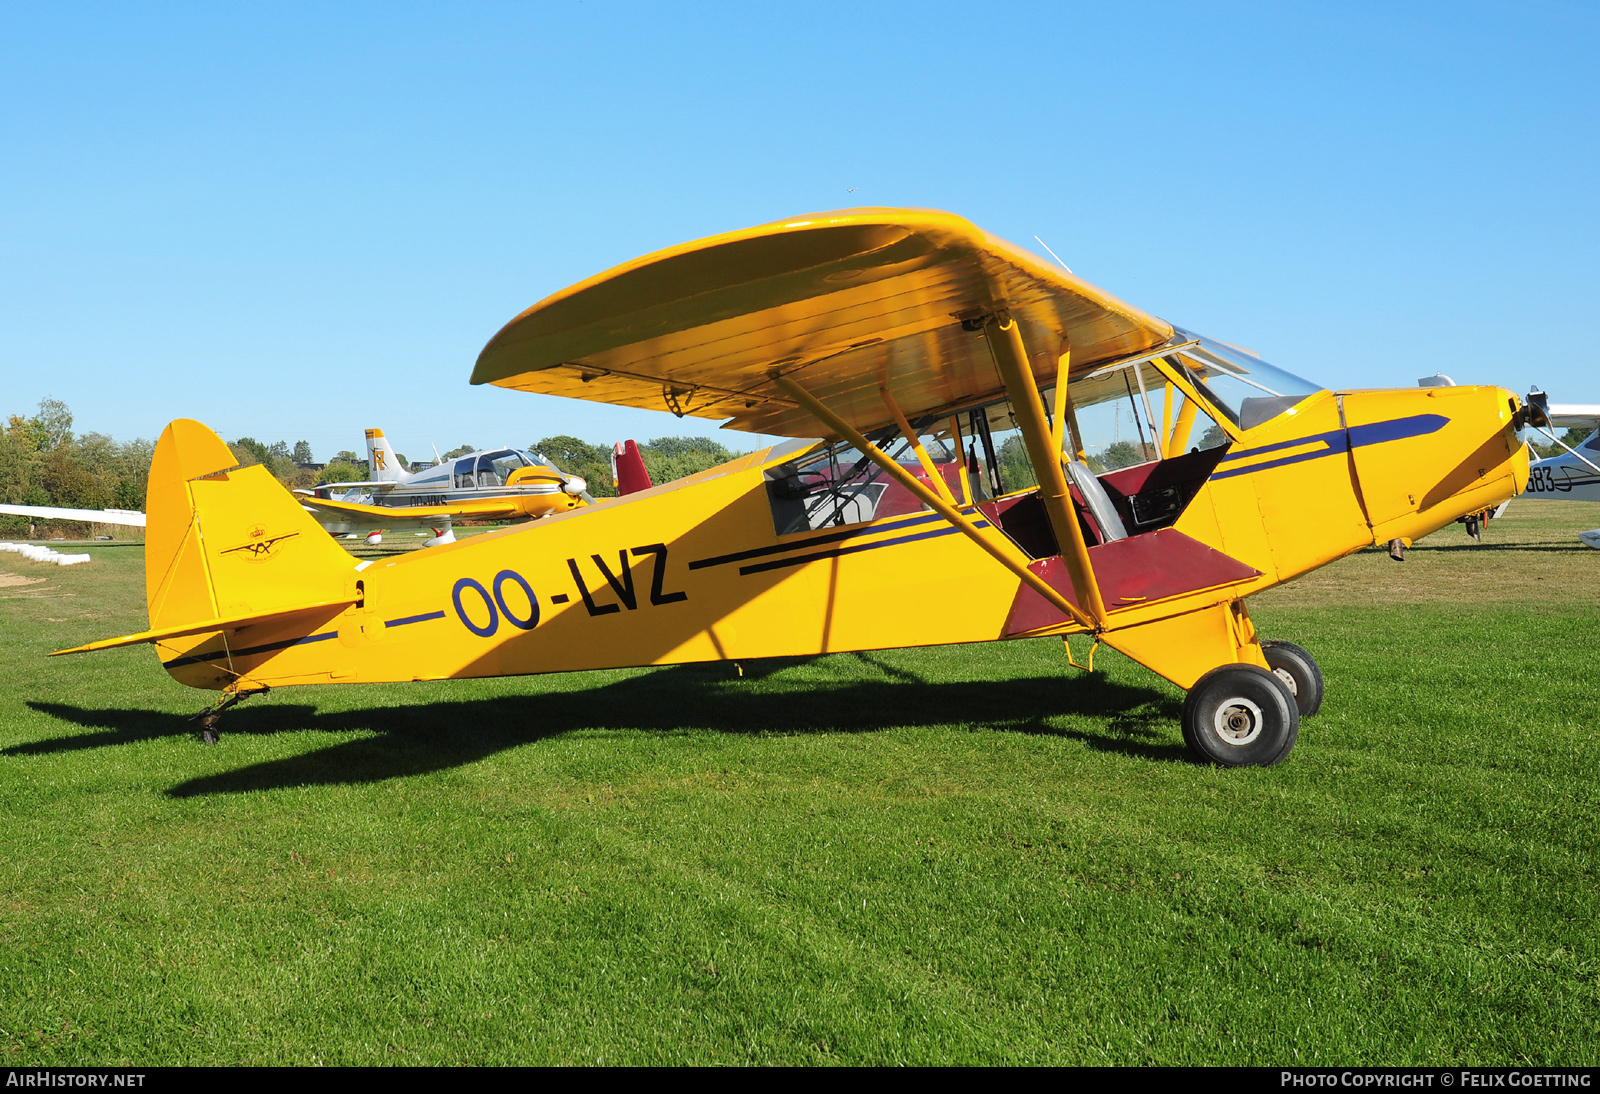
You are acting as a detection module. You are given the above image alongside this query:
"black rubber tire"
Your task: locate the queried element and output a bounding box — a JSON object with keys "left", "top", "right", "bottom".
{"left": 1182, "top": 664, "right": 1299, "bottom": 767}
{"left": 1261, "top": 640, "right": 1324, "bottom": 718}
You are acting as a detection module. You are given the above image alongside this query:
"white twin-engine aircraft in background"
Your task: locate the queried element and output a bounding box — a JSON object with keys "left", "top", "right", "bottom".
{"left": 294, "top": 429, "right": 594, "bottom": 545}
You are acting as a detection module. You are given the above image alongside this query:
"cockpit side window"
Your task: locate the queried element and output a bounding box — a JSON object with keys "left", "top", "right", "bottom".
{"left": 1034, "top": 357, "right": 1231, "bottom": 481}
{"left": 454, "top": 450, "right": 520, "bottom": 489}
{"left": 1044, "top": 361, "right": 1167, "bottom": 474}
{"left": 764, "top": 418, "right": 967, "bottom": 535}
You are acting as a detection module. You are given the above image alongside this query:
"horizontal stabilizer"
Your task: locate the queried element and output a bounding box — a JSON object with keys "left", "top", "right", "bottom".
{"left": 52, "top": 596, "right": 358, "bottom": 656}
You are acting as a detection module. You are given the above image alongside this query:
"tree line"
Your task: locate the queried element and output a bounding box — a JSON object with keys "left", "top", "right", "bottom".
{"left": 1, "top": 400, "right": 153, "bottom": 536}
{"left": 0, "top": 399, "right": 745, "bottom": 535}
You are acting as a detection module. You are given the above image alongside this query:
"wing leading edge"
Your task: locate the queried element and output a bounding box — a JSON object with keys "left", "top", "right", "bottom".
{"left": 472, "top": 208, "right": 1173, "bottom": 438}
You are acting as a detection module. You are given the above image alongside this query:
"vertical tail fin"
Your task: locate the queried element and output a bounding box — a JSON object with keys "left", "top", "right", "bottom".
{"left": 365, "top": 429, "right": 409, "bottom": 482}
{"left": 613, "top": 440, "right": 653, "bottom": 495}
{"left": 146, "top": 419, "right": 356, "bottom": 637}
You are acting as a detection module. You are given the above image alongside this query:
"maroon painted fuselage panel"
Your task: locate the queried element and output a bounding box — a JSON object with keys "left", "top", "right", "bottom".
{"left": 1002, "top": 529, "right": 1261, "bottom": 636}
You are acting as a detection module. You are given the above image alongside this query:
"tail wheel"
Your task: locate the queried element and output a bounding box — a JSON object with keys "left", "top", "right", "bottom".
{"left": 1182, "top": 665, "right": 1299, "bottom": 767}
{"left": 1262, "top": 640, "right": 1324, "bottom": 717}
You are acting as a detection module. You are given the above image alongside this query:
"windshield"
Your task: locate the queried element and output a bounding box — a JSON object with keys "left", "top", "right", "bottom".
{"left": 488, "top": 451, "right": 524, "bottom": 485}
{"left": 1169, "top": 330, "right": 1322, "bottom": 431}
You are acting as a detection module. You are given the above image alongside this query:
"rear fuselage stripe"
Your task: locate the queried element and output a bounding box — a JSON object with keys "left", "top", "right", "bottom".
{"left": 160, "top": 609, "right": 446, "bottom": 668}
{"left": 385, "top": 610, "right": 447, "bottom": 628}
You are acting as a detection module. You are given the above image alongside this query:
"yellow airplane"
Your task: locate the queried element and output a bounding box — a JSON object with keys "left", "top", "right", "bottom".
{"left": 58, "top": 209, "right": 1530, "bottom": 764}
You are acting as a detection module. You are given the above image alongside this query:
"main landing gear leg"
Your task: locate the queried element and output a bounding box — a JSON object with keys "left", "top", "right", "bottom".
{"left": 189, "top": 686, "right": 268, "bottom": 744}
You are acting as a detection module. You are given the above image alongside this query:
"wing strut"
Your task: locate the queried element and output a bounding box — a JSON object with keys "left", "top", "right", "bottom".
{"left": 878, "top": 385, "right": 957, "bottom": 506}
{"left": 983, "top": 313, "right": 1109, "bottom": 627}
{"left": 769, "top": 371, "right": 1098, "bottom": 632}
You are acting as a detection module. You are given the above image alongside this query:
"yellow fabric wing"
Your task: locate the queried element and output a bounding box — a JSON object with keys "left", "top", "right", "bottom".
{"left": 472, "top": 208, "right": 1173, "bottom": 438}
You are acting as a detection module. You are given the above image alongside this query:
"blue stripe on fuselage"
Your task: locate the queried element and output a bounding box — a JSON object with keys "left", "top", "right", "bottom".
{"left": 1210, "top": 413, "right": 1447, "bottom": 481}
{"left": 160, "top": 609, "right": 447, "bottom": 669}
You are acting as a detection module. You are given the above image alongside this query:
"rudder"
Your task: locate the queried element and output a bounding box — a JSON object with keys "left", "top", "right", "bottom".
{"left": 146, "top": 419, "right": 355, "bottom": 635}
{"left": 365, "top": 429, "right": 409, "bottom": 482}
{"left": 612, "top": 440, "right": 654, "bottom": 495}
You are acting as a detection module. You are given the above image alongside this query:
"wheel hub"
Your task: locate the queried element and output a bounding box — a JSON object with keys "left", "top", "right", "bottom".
{"left": 1273, "top": 667, "right": 1298, "bottom": 696}
{"left": 1213, "top": 697, "right": 1264, "bottom": 745}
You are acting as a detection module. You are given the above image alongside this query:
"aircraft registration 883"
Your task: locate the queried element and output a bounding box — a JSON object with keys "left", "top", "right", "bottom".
{"left": 61, "top": 209, "right": 1530, "bottom": 766}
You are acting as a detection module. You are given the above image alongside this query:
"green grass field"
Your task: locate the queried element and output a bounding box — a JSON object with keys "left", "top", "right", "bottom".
{"left": 2, "top": 505, "right": 1597, "bottom": 1065}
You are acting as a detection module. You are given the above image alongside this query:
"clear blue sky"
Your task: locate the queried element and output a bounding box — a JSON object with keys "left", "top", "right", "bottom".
{"left": 2, "top": 1, "right": 1595, "bottom": 462}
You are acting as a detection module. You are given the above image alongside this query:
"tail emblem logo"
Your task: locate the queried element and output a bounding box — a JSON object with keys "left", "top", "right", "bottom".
{"left": 222, "top": 524, "right": 299, "bottom": 563}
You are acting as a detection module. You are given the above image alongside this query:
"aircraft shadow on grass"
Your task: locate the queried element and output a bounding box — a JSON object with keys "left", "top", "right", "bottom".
{"left": 17, "top": 655, "right": 1183, "bottom": 796}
